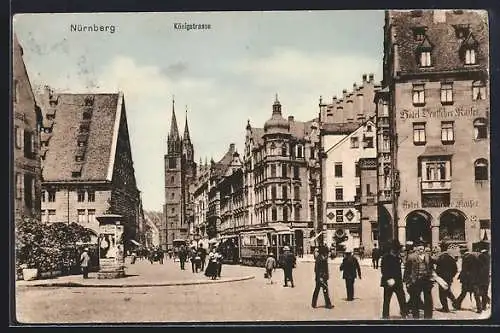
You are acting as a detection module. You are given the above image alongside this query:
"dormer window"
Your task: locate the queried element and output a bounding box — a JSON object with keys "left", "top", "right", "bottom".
{"left": 412, "top": 26, "right": 427, "bottom": 41}
{"left": 420, "top": 50, "right": 431, "bottom": 67}
{"left": 465, "top": 48, "right": 476, "bottom": 65}
{"left": 453, "top": 24, "right": 470, "bottom": 39}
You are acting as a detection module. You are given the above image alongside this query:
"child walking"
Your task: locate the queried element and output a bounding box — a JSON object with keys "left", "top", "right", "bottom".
{"left": 265, "top": 251, "right": 277, "bottom": 284}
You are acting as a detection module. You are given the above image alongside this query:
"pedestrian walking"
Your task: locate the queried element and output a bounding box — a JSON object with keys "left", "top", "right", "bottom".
{"left": 434, "top": 243, "right": 458, "bottom": 313}
{"left": 204, "top": 247, "right": 218, "bottom": 280}
{"left": 311, "top": 246, "right": 333, "bottom": 309}
{"left": 281, "top": 246, "right": 296, "bottom": 288}
{"left": 198, "top": 244, "right": 207, "bottom": 271}
{"left": 372, "top": 244, "right": 381, "bottom": 269}
{"left": 453, "top": 249, "right": 483, "bottom": 313}
{"left": 358, "top": 244, "right": 365, "bottom": 260}
{"left": 265, "top": 251, "right": 277, "bottom": 284}
{"left": 380, "top": 240, "right": 407, "bottom": 319}
{"left": 178, "top": 245, "right": 187, "bottom": 270}
{"left": 403, "top": 240, "right": 434, "bottom": 319}
{"left": 80, "top": 247, "right": 91, "bottom": 279}
{"left": 340, "top": 250, "right": 362, "bottom": 301}
{"left": 477, "top": 245, "right": 491, "bottom": 312}
{"left": 130, "top": 251, "right": 137, "bottom": 265}
{"left": 216, "top": 248, "right": 224, "bottom": 277}
{"left": 190, "top": 247, "right": 199, "bottom": 273}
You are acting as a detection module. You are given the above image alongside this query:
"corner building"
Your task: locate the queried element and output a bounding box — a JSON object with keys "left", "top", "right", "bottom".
{"left": 383, "top": 10, "right": 490, "bottom": 249}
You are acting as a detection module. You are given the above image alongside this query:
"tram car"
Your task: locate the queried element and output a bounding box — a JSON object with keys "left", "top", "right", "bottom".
{"left": 219, "top": 235, "right": 240, "bottom": 264}
{"left": 239, "top": 225, "right": 295, "bottom": 267}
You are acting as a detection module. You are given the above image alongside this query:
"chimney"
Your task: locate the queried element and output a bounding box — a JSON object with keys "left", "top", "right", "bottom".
{"left": 332, "top": 96, "right": 337, "bottom": 103}
{"left": 288, "top": 116, "right": 294, "bottom": 122}
{"left": 433, "top": 10, "right": 447, "bottom": 23}
{"left": 229, "top": 143, "right": 235, "bottom": 152}
{"left": 362, "top": 74, "right": 367, "bottom": 82}
{"left": 368, "top": 73, "right": 374, "bottom": 83}
{"left": 353, "top": 83, "right": 357, "bottom": 90}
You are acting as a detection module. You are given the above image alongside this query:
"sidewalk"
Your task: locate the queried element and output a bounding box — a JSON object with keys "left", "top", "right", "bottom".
{"left": 297, "top": 254, "right": 375, "bottom": 266}
{"left": 16, "top": 259, "right": 255, "bottom": 288}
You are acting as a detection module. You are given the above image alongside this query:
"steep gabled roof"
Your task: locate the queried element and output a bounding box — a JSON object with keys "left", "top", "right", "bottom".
{"left": 324, "top": 120, "right": 375, "bottom": 154}
{"left": 39, "top": 92, "right": 122, "bottom": 182}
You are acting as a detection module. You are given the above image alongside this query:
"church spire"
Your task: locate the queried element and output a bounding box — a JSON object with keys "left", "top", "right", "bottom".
{"left": 183, "top": 106, "right": 191, "bottom": 142}
{"left": 168, "top": 96, "right": 180, "bottom": 140}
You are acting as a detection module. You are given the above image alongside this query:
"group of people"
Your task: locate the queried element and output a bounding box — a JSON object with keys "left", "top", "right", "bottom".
{"left": 262, "top": 239, "right": 490, "bottom": 319}
{"left": 380, "top": 239, "right": 491, "bottom": 319}
{"left": 176, "top": 244, "right": 224, "bottom": 280}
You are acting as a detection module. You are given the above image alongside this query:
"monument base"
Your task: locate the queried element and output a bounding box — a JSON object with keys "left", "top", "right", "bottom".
{"left": 97, "top": 270, "right": 125, "bottom": 279}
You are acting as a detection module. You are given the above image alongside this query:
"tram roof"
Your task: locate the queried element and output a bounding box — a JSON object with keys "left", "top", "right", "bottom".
{"left": 239, "top": 223, "right": 292, "bottom": 234}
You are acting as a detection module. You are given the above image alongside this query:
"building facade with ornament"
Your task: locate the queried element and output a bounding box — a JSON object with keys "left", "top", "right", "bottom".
{"left": 383, "top": 10, "right": 490, "bottom": 249}
{"left": 37, "top": 89, "right": 142, "bottom": 246}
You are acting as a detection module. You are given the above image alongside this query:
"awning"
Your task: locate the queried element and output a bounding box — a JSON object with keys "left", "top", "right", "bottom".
{"left": 130, "top": 239, "right": 140, "bottom": 246}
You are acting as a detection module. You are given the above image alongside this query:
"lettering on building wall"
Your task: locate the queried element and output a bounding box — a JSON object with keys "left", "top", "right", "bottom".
{"left": 400, "top": 106, "right": 481, "bottom": 120}
{"left": 401, "top": 199, "right": 479, "bottom": 210}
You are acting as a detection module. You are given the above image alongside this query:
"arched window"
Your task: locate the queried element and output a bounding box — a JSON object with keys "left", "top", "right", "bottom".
{"left": 474, "top": 158, "right": 488, "bottom": 181}
{"left": 473, "top": 118, "right": 488, "bottom": 139}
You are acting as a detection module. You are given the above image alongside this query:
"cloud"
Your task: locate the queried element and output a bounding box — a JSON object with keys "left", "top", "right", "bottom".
{"left": 161, "top": 61, "right": 189, "bottom": 79}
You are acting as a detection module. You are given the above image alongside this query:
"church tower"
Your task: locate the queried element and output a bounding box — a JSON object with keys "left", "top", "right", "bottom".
{"left": 163, "top": 99, "right": 197, "bottom": 250}
{"left": 164, "top": 97, "right": 184, "bottom": 250}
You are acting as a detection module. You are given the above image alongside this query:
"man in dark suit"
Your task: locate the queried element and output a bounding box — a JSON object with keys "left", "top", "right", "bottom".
{"left": 403, "top": 240, "right": 434, "bottom": 319}
{"left": 434, "top": 243, "right": 458, "bottom": 313}
{"left": 340, "top": 250, "right": 362, "bottom": 301}
{"left": 380, "top": 240, "right": 407, "bottom": 319}
{"left": 311, "top": 246, "right": 333, "bottom": 309}
{"left": 281, "top": 246, "right": 296, "bottom": 288}
{"left": 372, "top": 244, "right": 381, "bottom": 269}
{"left": 477, "top": 246, "right": 491, "bottom": 312}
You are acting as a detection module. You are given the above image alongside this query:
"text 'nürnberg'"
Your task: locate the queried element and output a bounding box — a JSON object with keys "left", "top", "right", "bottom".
{"left": 173, "top": 23, "right": 212, "bottom": 31}
{"left": 70, "top": 24, "right": 117, "bottom": 34}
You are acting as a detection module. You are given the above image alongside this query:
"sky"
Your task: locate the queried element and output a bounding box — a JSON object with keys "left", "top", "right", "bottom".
{"left": 13, "top": 11, "right": 384, "bottom": 211}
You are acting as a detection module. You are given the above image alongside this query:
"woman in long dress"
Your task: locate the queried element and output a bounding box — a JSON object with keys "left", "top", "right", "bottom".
{"left": 204, "top": 248, "right": 218, "bottom": 279}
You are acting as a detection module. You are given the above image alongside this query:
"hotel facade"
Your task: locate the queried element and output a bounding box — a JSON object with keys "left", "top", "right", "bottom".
{"left": 383, "top": 10, "right": 490, "bottom": 249}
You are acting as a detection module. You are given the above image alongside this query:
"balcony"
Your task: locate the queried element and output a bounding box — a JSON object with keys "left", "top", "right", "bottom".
{"left": 421, "top": 179, "right": 452, "bottom": 194}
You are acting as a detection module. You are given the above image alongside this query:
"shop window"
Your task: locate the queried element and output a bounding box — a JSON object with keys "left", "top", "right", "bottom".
{"left": 474, "top": 118, "right": 488, "bottom": 139}
{"left": 413, "top": 123, "right": 426, "bottom": 145}
{"left": 441, "top": 121, "right": 454, "bottom": 144}
{"left": 474, "top": 158, "right": 488, "bottom": 181}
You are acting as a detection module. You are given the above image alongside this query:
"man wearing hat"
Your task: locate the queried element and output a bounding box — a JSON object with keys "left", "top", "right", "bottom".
{"left": 403, "top": 238, "right": 434, "bottom": 319}
{"left": 80, "top": 247, "right": 91, "bottom": 279}
{"left": 380, "top": 240, "right": 407, "bottom": 318}
{"left": 281, "top": 246, "right": 296, "bottom": 288}
{"left": 434, "top": 242, "right": 458, "bottom": 313}
{"left": 340, "top": 248, "right": 362, "bottom": 301}
{"left": 477, "top": 245, "right": 491, "bottom": 312}
{"left": 311, "top": 246, "right": 333, "bottom": 309}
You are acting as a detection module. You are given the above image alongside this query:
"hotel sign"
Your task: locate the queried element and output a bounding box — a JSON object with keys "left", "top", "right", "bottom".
{"left": 402, "top": 199, "right": 479, "bottom": 210}
{"left": 400, "top": 106, "right": 481, "bottom": 121}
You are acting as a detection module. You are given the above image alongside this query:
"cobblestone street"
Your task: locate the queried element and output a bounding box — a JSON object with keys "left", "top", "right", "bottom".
{"left": 15, "top": 259, "right": 489, "bottom": 323}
